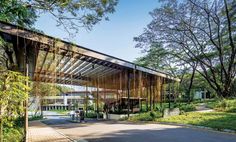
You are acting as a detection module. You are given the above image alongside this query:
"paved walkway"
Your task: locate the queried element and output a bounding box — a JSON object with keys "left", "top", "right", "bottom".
{"left": 195, "top": 103, "right": 214, "bottom": 113}
{"left": 28, "top": 121, "right": 72, "bottom": 142}
{"left": 44, "top": 119, "right": 236, "bottom": 142}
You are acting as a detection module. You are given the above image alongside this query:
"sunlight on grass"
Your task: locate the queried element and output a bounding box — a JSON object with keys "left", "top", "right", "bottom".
{"left": 157, "top": 112, "right": 236, "bottom": 131}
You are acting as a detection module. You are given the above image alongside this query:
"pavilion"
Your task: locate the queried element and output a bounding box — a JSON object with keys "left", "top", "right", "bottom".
{"left": 0, "top": 20, "right": 180, "bottom": 139}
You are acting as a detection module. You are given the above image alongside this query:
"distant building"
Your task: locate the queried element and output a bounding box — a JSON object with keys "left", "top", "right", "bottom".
{"left": 193, "top": 89, "right": 211, "bottom": 100}
{"left": 42, "top": 90, "right": 117, "bottom": 111}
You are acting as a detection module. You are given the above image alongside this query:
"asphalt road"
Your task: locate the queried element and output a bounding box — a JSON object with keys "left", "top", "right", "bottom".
{"left": 42, "top": 118, "right": 236, "bottom": 142}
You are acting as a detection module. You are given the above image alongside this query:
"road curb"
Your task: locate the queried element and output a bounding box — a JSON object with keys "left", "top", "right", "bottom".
{"left": 120, "top": 120, "right": 236, "bottom": 135}
{"left": 147, "top": 121, "right": 236, "bottom": 135}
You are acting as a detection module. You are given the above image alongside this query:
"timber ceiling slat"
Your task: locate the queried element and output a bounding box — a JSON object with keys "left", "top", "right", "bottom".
{"left": 37, "top": 76, "right": 87, "bottom": 86}
{"left": 70, "top": 59, "right": 90, "bottom": 75}
{"left": 87, "top": 65, "right": 111, "bottom": 77}
{"left": 99, "top": 69, "right": 121, "bottom": 78}
{"left": 37, "top": 47, "right": 49, "bottom": 75}
{"left": 94, "top": 67, "right": 115, "bottom": 78}
{"left": 61, "top": 55, "right": 78, "bottom": 73}
{"left": 68, "top": 56, "right": 86, "bottom": 74}
{"left": 89, "top": 68, "right": 115, "bottom": 79}
{"left": 82, "top": 64, "right": 104, "bottom": 77}
{"left": 57, "top": 56, "right": 71, "bottom": 72}
{"left": 77, "top": 61, "right": 96, "bottom": 76}
{"left": 63, "top": 55, "right": 82, "bottom": 74}
{"left": 80, "top": 60, "right": 103, "bottom": 76}
{"left": 35, "top": 71, "right": 91, "bottom": 82}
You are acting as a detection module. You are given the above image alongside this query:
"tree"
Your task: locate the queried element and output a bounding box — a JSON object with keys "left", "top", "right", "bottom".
{"left": 134, "top": 0, "right": 236, "bottom": 98}
{"left": 0, "top": 0, "right": 118, "bottom": 36}
{"left": 0, "top": 70, "right": 30, "bottom": 142}
{"left": 134, "top": 43, "right": 198, "bottom": 102}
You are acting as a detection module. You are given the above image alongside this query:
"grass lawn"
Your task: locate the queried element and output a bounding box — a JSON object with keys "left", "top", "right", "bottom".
{"left": 129, "top": 98, "right": 236, "bottom": 131}
{"left": 51, "top": 109, "right": 69, "bottom": 115}
{"left": 156, "top": 112, "right": 236, "bottom": 131}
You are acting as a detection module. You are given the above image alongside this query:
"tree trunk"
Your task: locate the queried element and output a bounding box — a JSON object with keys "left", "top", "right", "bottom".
{"left": 187, "top": 63, "right": 197, "bottom": 103}
{"left": 0, "top": 117, "right": 2, "bottom": 142}
{"left": 0, "top": 105, "right": 3, "bottom": 142}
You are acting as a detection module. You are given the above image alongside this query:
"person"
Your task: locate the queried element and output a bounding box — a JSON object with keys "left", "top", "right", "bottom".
{"left": 79, "top": 108, "right": 85, "bottom": 122}
{"left": 103, "top": 103, "right": 109, "bottom": 119}
{"left": 69, "top": 110, "right": 75, "bottom": 120}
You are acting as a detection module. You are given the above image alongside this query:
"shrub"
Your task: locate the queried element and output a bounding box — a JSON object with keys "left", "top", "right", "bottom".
{"left": 129, "top": 111, "right": 162, "bottom": 121}
{"left": 3, "top": 117, "right": 24, "bottom": 142}
{"left": 86, "top": 112, "right": 103, "bottom": 118}
{"left": 179, "top": 103, "right": 196, "bottom": 112}
{"left": 215, "top": 99, "right": 236, "bottom": 112}
{"left": 3, "top": 127, "right": 23, "bottom": 142}
{"left": 119, "top": 116, "right": 128, "bottom": 121}
{"left": 29, "top": 115, "right": 43, "bottom": 121}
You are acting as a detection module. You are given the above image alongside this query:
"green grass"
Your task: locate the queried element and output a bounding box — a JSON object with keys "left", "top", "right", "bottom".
{"left": 50, "top": 109, "right": 69, "bottom": 115}
{"left": 129, "top": 99, "right": 236, "bottom": 131}
{"left": 157, "top": 112, "right": 236, "bottom": 131}
{"left": 29, "top": 115, "right": 43, "bottom": 121}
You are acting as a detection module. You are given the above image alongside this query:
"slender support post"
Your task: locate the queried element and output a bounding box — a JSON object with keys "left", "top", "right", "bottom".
{"left": 116, "top": 89, "right": 119, "bottom": 102}
{"left": 127, "top": 72, "right": 131, "bottom": 118}
{"left": 172, "top": 82, "right": 175, "bottom": 103}
{"left": 85, "top": 85, "right": 88, "bottom": 117}
{"left": 23, "top": 40, "right": 29, "bottom": 142}
{"left": 168, "top": 81, "right": 171, "bottom": 109}
{"left": 152, "top": 78, "right": 155, "bottom": 110}
{"left": 96, "top": 79, "right": 99, "bottom": 119}
{"left": 149, "top": 77, "right": 152, "bottom": 111}
{"left": 138, "top": 71, "right": 142, "bottom": 112}
{"left": 160, "top": 78, "right": 163, "bottom": 109}
{"left": 146, "top": 86, "right": 148, "bottom": 112}
{"left": 24, "top": 63, "right": 29, "bottom": 142}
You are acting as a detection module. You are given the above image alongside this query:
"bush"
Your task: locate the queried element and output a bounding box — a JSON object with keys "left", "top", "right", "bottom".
{"left": 129, "top": 111, "right": 162, "bottom": 121}
{"left": 29, "top": 115, "right": 43, "bottom": 121}
{"left": 3, "top": 127, "right": 23, "bottom": 142}
{"left": 3, "top": 117, "right": 24, "bottom": 142}
{"left": 179, "top": 103, "right": 196, "bottom": 112}
{"left": 215, "top": 99, "right": 236, "bottom": 112}
{"left": 86, "top": 112, "right": 103, "bottom": 118}
{"left": 119, "top": 116, "right": 128, "bottom": 121}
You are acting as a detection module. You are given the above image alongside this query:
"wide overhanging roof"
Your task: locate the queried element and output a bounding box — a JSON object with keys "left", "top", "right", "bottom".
{"left": 0, "top": 21, "right": 180, "bottom": 89}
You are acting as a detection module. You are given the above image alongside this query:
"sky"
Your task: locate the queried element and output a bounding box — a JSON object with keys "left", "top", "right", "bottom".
{"left": 35, "top": 0, "right": 160, "bottom": 62}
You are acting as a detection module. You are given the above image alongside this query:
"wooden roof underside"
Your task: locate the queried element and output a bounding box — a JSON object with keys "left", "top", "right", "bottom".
{"left": 0, "top": 21, "right": 179, "bottom": 90}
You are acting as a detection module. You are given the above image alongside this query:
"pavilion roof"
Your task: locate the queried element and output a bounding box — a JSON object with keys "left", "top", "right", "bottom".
{"left": 0, "top": 21, "right": 180, "bottom": 90}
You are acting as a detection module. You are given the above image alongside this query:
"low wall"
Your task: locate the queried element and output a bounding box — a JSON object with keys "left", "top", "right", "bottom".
{"left": 163, "top": 108, "right": 180, "bottom": 118}
{"left": 105, "top": 113, "right": 138, "bottom": 120}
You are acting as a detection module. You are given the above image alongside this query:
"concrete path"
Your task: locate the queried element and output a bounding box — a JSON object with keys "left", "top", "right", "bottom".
{"left": 43, "top": 119, "right": 236, "bottom": 142}
{"left": 195, "top": 103, "right": 214, "bottom": 113}
{"left": 28, "top": 121, "right": 72, "bottom": 142}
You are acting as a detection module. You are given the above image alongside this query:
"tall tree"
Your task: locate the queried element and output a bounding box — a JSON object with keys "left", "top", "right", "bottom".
{"left": 1, "top": 0, "right": 118, "bottom": 36}
{"left": 134, "top": 0, "right": 236, "bottom": 98}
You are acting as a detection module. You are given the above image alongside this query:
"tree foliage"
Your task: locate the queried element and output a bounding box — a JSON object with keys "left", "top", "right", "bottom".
{"left": 135, "top": 0, "right": 236, "bottom": 98}
{"left": 31, "top": 82, "right": 74, "bottom": 98}
{"left": 0, "top": 70, "right": 30, "bottom": 141}
{"left": 0, "top": 0, "right": 118, "bottom": 35}
{"left": 0, "top": 0, "right": 37, "bottom": 28}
